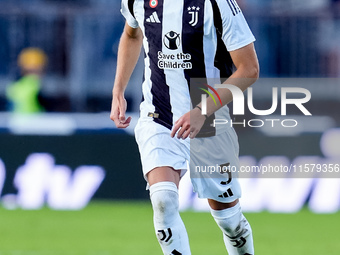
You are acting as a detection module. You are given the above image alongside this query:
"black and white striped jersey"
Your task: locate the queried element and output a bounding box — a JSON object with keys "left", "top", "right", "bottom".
{"left": 121, "top": 0, "right": 255, "bottom": 136}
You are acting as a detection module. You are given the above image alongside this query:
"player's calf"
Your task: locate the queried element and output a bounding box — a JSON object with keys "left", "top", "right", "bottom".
{"left": 150, "top": 181, "right": 191, "bottom": 255}
{"left": 211, "top": 202, "right": 254, "bottom": 255}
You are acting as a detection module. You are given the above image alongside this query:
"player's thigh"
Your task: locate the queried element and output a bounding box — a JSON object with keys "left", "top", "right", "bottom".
{"left": 135, "top": 119, "right": 189, "bottom": 185}
{"left": 208, "top": 198, "right": 239, "bottom": 210}
{"left": 147, "top": 166, "right": 181, "bottom": 187}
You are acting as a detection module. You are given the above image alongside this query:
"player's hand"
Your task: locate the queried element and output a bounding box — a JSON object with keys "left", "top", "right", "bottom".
{"left": 171, "top": 107, "right": 206, "bottom": 139}
{"left": 110, "top": 93, "right": 132, "bottom": 128}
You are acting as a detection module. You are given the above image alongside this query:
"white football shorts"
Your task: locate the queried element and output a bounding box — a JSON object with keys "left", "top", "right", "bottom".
{"left": 134, "top": 118, "right": 242, "bottom": 203}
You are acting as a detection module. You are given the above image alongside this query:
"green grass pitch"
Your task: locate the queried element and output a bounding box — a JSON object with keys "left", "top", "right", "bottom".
{"left": 0, "top": 201, "right": 339, "bottom": 254}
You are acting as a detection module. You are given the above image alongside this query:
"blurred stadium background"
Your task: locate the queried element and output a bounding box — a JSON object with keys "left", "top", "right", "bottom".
{"left": 0, "top": 0, "right": 340, "bottom": 254}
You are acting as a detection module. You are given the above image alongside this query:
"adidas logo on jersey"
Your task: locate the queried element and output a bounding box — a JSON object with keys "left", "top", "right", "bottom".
{"left": 146, "top": 11, "right": 161, "bottom": 23}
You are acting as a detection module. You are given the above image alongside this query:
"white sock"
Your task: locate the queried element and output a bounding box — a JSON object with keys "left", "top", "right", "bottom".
{"left": 211, "top": 203, "right": 254, "bottom": 255}
{"left": 150, "top": 182, "right": 191, "bottom": 255}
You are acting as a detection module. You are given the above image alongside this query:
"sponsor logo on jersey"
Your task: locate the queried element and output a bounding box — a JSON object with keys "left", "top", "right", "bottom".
{"left": 149, "top": 0, "right": 158, "bottom": 8}
{"left": 146, "top": 11, "right": 161, "bottom": 23}
{"left": 157, "top": 51, "right": 192, "bottom": 70}
{"left": 158, "top": 32, "right": 193, "bottom": 70}
{"left": 163, "top": 31, "right": 180, "bottom": 50}
{"left": 187, "top": 6, "right": 200, "bottom": 27}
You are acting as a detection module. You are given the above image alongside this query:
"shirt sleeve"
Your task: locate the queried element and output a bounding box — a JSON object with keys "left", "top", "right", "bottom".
{"left": 121, "top": 0, "right": 139, "bottom": 28}
{"left": 216, "top": 0, "right": 255, "bottom": 51}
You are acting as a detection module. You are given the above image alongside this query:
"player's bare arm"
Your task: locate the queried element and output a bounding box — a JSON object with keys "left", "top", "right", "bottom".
{"left": 203, "top": 43, "right": 259, "bottom": 116}
{"left": 171, "top": 43, "right": 259, "bottom": 139}
{"left": 110, "top": 22, "right": 143, "bottom": 128}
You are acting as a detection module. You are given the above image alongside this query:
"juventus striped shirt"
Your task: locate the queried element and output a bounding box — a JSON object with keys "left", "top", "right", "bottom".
{"left": 121, "top": 0, "right": 255, "bottom": 136}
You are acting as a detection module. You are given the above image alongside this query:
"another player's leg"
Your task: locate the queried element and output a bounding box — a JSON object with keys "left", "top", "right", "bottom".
{"left": 148, "top": 167, "right": 191, "bottom": 255}
{"left": 209, "top": 199, "right": 254, "bottom": 255}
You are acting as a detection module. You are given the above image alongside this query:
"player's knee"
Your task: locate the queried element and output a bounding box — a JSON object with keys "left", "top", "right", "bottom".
{"left": 151, "top": 191, "right": 178, "bottom": 216}
{"left": 221, "top": 215, "right": 251, "bottom": 239}
{"left": 211, "top": 204, "right": 251, "bottom": 238}
{"left": 214, "top": 214, "right": 241, "bottom": 236}
{"left": 150, "top": 182, "right": 179, "bottom": 225}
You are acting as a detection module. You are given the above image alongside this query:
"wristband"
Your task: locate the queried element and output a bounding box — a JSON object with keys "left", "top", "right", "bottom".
{"left": 195, "top": 105, "right": 208, "bottom": 119}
